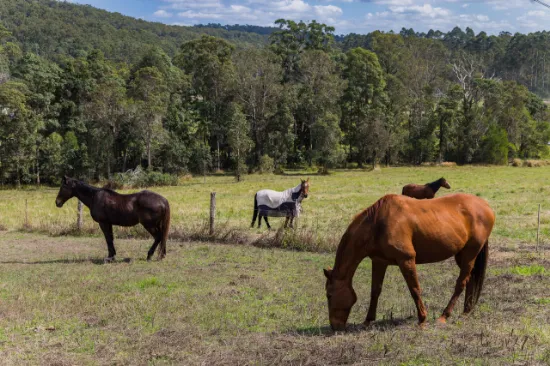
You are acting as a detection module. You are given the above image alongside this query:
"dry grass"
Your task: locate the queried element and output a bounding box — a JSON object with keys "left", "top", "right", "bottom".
{"left": 3, "top": 166, "right": 550, "bottom": 252}
{"left": 512, "top": 159, "right": 550, "bottom": 168}
{"left": 0, "top": 232, "right": 548, "bottom": 365}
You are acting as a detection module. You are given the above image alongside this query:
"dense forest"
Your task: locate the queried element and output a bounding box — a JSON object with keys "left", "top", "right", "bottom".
{"left": 1, "top": 0, "right": 550, "bottom": 186}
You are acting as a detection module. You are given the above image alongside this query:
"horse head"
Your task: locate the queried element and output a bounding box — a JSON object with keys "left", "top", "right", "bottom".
{"left": 56, "top": 175, "right": 77, "bottom": 208}
{"left": 300, "top": 178, "right": 310, "bottom": 199}
{"left": 439, "top": 177, "right": 451, "bottom": 189}
{"left": 324, "top": 267, "right": 357, "bottom": 331}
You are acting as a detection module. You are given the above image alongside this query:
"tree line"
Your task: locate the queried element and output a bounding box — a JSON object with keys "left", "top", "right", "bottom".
{"left": 1, "top": 17, "right": 550, "bottom": 186}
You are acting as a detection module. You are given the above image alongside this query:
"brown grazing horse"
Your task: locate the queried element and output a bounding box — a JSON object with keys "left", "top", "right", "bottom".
{"left": 55, "top": 176, "right": 170, "bottom": 262}
{"left": 324, "top": 193, "right": 494, "bottom": 331}
{"left": 402, "top": 177, "right": 451, "bottom": 199}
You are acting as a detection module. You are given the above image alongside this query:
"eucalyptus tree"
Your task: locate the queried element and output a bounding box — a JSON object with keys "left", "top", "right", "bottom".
{"left": 341, "top": 47, "right": 388, "bottom": 167}
{"left": 175, "top": 35, "right": 236, "bottom": 170}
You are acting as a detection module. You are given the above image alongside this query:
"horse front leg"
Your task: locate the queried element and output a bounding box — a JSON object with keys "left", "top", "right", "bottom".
{"left": 289, "top": 216, "right": 295, "bottom": 229}
{"left": 364, "top": 260, "right": 388, "bottom": 326}
{"left": 284, "top": 216, "right": 290, "bottom": 228}
{"left": 99, "top": 222, "right": 116, "bottom": 263}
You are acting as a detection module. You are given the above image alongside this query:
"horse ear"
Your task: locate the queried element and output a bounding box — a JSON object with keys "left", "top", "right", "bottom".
{"left": 323, "top": 267, "right": 333, "bottom": 279}
{"left": 62, "top": 175, "right": 67, "bottom": 183}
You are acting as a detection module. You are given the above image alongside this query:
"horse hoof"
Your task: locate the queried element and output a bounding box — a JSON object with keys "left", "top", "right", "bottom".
{"left": 104, "top": 257, "right": 115, "bottom": 264}
{"left": 436, "top": 316, "right": 447, "bottom": 325}
{"left": 417, "top": 322, "right": 427, "bottom": 329}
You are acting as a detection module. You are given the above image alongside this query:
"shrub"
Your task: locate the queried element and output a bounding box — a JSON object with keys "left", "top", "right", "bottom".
{"left": 258, "top": 155, "right": 275, "bottom": 174}
{"left": 274, "top": 166, "right": 285, "bottom": 175}
{"left": 112, "top": 166, "right": 178, "bottom": 188}
{"left": 512, "top": 158, "right": 522, "bottom": 167}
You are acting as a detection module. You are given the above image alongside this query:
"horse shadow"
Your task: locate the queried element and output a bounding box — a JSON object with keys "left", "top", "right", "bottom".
{"left": 0, "top": 257, "right": 134, "bottom": 265}
{"left": 290, "top": 317, "right": 415, "bottom": 337}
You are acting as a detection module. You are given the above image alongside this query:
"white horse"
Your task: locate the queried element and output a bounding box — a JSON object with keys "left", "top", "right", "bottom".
{"left": 251, "top": 178, "right": 310, "bottom": 229}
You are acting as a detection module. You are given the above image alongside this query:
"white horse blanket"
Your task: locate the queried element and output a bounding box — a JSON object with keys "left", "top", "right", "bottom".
{"left": 256, "top": 184, "right": 302, "bottom": 217}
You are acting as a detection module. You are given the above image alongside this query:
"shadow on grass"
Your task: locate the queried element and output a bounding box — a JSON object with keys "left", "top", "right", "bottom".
{"left": 290, "top": 317, "right": 415, "bottom": 337}
{"left": 0, "top": 257, "right": 135, "bottom": 265}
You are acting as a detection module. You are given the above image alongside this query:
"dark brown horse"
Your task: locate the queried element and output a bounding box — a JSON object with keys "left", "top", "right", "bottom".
{"left": 402, "top": 177, "right": 451, "bottom": 199}
{"left": 55, "top": 176, "right": 170, "bottom": 262}
{"left": 324, "top": 193, "right": 494, "bottom": 331}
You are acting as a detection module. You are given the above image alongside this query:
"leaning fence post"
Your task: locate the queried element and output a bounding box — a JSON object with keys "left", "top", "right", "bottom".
{"left": 209, "top": 192, "right": 216, "bottom": 235}
{"left": 537, "top": 204, "right": 541, "bottom": 253}
{"left": 77, "top": 200, "right": 83, "bottom": 231}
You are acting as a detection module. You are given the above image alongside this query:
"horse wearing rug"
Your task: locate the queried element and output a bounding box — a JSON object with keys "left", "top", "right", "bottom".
{"left": 251, "top": 179, "right": 310, "bottom": 229}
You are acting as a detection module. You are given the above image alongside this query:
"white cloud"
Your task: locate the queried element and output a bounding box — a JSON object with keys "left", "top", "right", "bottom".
{"left": 389, "top": 4, "right": 450, "bottom": 18}
{"left": 314, "top": 5, "right": 344, "bottom": 17}
{"left": 146, "top": 0, "right": 547, "bottom": 35}
{"left": 153, "top": 10, "right": 173, "bottom": 18}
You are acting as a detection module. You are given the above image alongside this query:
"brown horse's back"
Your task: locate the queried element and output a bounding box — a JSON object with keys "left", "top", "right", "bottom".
{"left": 368, "top": 194, "right": 494, "bottom": 265}
{"left": 402, "top": 184, "right": 434, "bottom": 199}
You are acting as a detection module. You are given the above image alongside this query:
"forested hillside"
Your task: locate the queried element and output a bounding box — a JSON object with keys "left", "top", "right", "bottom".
{"left": 0, "top": 0, "right": 268, "bottom": 63}
{"left": 1, "top": 1, "right": 550, "bottom": 186}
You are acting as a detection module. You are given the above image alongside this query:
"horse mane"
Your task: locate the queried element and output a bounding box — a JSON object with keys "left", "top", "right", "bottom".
{"left": 361, "top": 195, "right": 394, "bottom": 224}
{"left": 332, "top": 195, "right": 395, "bottom": 280}
{"left": 426, "top": 178, "right": 445, "bottom": 191}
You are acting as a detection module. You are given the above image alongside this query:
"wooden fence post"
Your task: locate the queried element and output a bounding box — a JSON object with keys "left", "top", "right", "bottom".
{"left": 77, "top": 200, "right": 83, "bottom": 231}
{"left": 25, "top": 199, "right": 28, "bottom": 228}
{"left": 209, "top": 192, "right": 216, "bottom": 235}
{"left": 537, "top": 204, "right": 541, "bottom": 253}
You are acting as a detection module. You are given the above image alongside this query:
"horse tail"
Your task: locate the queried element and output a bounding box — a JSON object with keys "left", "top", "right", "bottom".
{"left": 464, "top": 240, "right": 488, "bottom": 313}
{"left": 158, "top": 200, "right": 170, "bottom": 260}
{"left": 251, "top": 193, "right": 259, "bottom": 227}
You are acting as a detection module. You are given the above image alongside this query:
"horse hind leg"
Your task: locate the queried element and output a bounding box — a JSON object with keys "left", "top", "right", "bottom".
{"left": 438, "top": 246, "right": 480, "bottom": 324}
{"left": 284, "top": 216, "right": 290, "bottom": 228}
{"left": 264, "top": 216, "right": 271, "bottom": 230}
{"left": 398, "top": 258, "right": 427, "bottom": 326}
{"left": 144, "top": 224, "right": 161, "bottom": 262}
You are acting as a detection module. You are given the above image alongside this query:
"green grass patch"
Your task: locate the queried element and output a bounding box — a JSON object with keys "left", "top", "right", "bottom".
{"left": 511, "top": 265, "right": 547, "bottom": 276}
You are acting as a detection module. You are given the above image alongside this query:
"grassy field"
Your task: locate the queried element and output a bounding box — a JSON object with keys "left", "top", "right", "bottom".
{"left": 0, "top": 232, "right": 548, "bottom": 365}
{"left": 2, "top": 166, "right": 550, "bottom": 251}
{"left": 0, "top": 167, "right": 550, "bottom": 365}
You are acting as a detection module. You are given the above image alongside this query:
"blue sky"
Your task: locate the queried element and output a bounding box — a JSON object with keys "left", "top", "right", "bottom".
{"left": 69, "top": 0, "right": 550, "bottom": 35}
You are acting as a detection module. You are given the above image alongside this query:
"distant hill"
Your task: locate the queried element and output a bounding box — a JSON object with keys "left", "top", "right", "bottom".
{"left": 0, "top": 0, "right": 269, "bottom": 63}
{"left": 193, "top": 23, "right": 278, "bottom": 36}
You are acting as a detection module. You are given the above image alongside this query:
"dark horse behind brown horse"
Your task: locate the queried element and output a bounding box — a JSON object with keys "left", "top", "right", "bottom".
{"left": 402, "top": 177, "right": 451, "bottom": 199}
{"left": 324, "top": 193, "right": 494, "bottom": 331}
{"left": 55, "top": 176, "right": 170, "bottom": 262}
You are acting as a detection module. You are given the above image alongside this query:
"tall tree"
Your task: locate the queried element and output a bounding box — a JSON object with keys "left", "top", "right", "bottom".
{"left": 128, "top": 66, "right": 169, "bottom": 169}
{"left": 341, "top": 47, "right": 388, "bottom": 166}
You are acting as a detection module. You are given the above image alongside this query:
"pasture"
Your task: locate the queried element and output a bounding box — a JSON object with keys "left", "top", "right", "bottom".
{"left": 0, "top": 166, "right": 549, "bottom": 364}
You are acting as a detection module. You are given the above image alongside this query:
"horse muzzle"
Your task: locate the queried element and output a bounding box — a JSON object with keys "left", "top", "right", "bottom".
{"left": 55, "top": 199, "right": 64, "bottom": 208}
